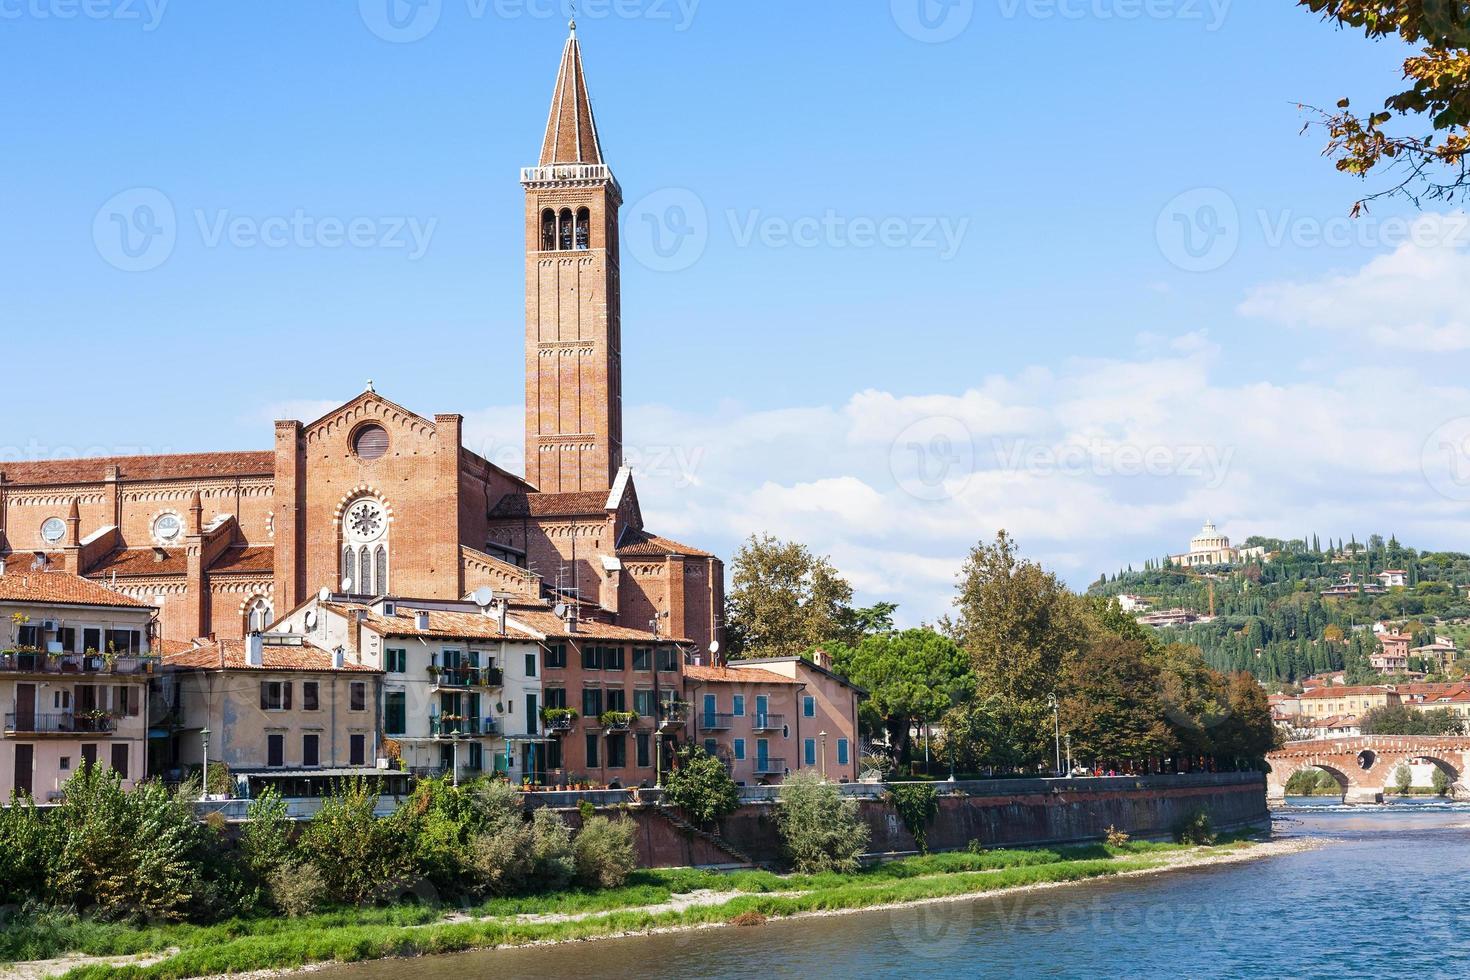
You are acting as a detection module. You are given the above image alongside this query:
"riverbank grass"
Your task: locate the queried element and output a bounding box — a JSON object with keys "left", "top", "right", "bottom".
{"left": 11, "top": 837, "right": 1262, "bottom": 980}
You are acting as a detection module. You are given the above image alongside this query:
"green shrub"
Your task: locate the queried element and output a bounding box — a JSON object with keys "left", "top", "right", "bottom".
{"left": 1433, "top": 766, "right": 1452, "bottom": 797}
{"left": 1104, "top": 825, "right": 1131, "bottom": 847}
{"left": 0, "top": 793, "right": 54, "bottom": 905}
{"left": 47, "top": 764, "right": 209, "bottom": 922}
{"left": 776, "top": 771, "right": 870, "bottom": 874}
{"left": 577, "top": 800, "right": 597, "bottom": 822}
{"left": 1173, "top": 809, "right": 1217, "bottom": 846}
{"left": 300, "top": 778, "right": 412, "bottom": 905}
{"left": 662, "top": 746, "right": 739, "bottom": 826}
{"left": 241, "top": 789, "right": 295, "bottom": 882}
{"left": 267, "top": 862, "right": 327, "bottom": 917}
{"left": 465, "top": 781, "right": 534, "bottom": 897}
{"left": 573, "top": 816, "right": 638, "bottom": 889}
{"left": 528, "top": 809, "right": 575, "bottom": 892}
{"left": 888, "top": 784, "right": 939, "bottom": 854}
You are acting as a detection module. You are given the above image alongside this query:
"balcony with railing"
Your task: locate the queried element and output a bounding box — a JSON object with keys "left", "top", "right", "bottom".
{"left": 750, "top": 714, "right": 785, "bottom": 733}
{"left": 700, "top": 712, "right": 735, "bottom": 731}
{"left": 431, "top": 665, "right": 504, "bottom": 689}
{"left": 0, "top": 651, "right": 156, "bottom": 676}
{"left": 5, "top": 710, "right": 116, "bottom": 736}
{"left": 754, "top": 757, "right": 787, "bottom": 776}
{"left": 429, "top": 716, "right": 497, "bottom": 738}
{"left": 519, "top": 163, "right": 619, "bottom": 191}
{"left": 598, "top": 711, "right": 639, "bottom": 733}
{"left": 658, "top": 702, "right": 690, "bottom": 729}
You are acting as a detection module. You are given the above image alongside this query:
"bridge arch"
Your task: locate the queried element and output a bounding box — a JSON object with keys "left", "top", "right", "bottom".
{"left": 1268, "top": 737, "right": 1470, "bottom": 804}
{"left": 1276, "top": 761, "right": 1352, "bottom": 800}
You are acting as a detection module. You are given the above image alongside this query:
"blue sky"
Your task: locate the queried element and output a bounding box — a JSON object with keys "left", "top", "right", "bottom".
{"left": 4, "top": 0, "right": 1469, "bottom": 623}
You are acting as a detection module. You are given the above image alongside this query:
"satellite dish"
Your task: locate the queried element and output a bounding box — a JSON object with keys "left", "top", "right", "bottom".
{"left": 304, "top": 610, "right": 318, "bottom": 630}
{"left": 553, "top": 603, "right": 568, "bottom": 619}
{"left": 341, "top": 576, "right": 354, "bottom": 592}
{"left": 472, "top": 586, "right": 494, "bottom": 607}
{"left": 318, "top": 587, "right": 331, "bottom": 602}
{"left": 708, "top": 640, "right": 720, "bottom": 655}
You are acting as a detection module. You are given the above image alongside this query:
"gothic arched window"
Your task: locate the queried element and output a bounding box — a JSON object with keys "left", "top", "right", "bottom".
{"left": 559, "top": 209, "right": 574, "bottom": 251}
{"left": 575, "top": 208, "right": 591, "bottom": 250}
{"left": 341, "top": 497, "right": 390, "bottom": 596}
{"left": 541, "top": 209, "right": 557, "bottom": 251}
{"left": 246, "top": 597, "right": 274, "bottom": 633}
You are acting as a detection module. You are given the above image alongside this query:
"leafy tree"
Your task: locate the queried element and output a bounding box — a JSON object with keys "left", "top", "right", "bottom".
{"left": 1394, "top": 765, "right": 1413, "bottom": 796}
{"left": 726, "top": 534, "right": 855, "bottom": 658}
{"left": 1433, "top": 766, "right": 1452, "bottom": 797}
{"left": 1296, "top": 0, "right": 1470, "bottom": 210}
{"left": 662, "top": 745, "right": 740, "bottom": 826}
{"left": 776, "top": 771, "right": 870, "bottom": 874}
{"left": 240, "top": 788, "right": 295, "bottom": 884}
{"left": 1361, "top": 703, "right": 1465, "bottom": 735}
{"left": 950, "top": 531, "right": 1088, "bottom": 706}
{"left": 940, "top": 693, "right": 1043, "bottom": 774}
{"left": 1060, "top": 636, "right": 1177, "bottom": 771}
{"left": 826, "top": 628, "right": 972, "bottom": 761}
{"left": 888, "top": 783, "right": 940, "bottom": 854}
{"left": 573, "top": 816, "right": 638, "bottom": 889}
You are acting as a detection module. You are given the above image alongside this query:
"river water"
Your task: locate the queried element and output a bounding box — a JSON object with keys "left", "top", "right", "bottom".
{"left": 317, "top": 800, "right": 1470, "bottom": 979}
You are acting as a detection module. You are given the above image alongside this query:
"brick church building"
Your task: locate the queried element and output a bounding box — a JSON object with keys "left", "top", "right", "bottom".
{"left": 0, "top": 25, "right": 724, "bottom": 655}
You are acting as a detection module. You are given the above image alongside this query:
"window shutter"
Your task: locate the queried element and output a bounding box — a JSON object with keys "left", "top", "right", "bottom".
{"left": 260, "top": 682, "right": 269, "bottom": 709}
{"left": 283, "top": 682, "right": 293, "bottom": 710}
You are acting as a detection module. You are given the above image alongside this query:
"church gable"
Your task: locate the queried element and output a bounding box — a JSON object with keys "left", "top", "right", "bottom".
{"left": 299, "top": 389, "right": 439, "bottom": 456}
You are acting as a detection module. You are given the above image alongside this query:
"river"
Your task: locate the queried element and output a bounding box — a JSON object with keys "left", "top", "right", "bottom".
{"left": 314, "top": 800, "right": 1470, "bottom": 979}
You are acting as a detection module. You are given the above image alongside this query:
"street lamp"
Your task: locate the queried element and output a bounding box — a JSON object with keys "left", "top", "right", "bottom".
{"left": 199, "top": 728, "right": 212, "bottom": 802}
{"left": 1046, "top": 694, "right": 1061, "bottom": 777}
{"left": 819, "top": 731, "right": 828, "bottom": 781}
{"left": 1065, "top": 733, "right": 1073, "bottom": 778}
{"left": 655, "top": 733, "right": 664, "bottom": 790}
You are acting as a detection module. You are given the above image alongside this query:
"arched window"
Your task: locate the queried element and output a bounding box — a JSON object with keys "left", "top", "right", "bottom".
{"left": 559, "top": 209, "right": 574, "bottom": 251}
{"left": 541, "top": 209, "right": 557, "bottom": 251}
{"left": 341, "top": 497, "right": 390, "bottom": 596}
{"left": 575, "top": 208, "right": 591, "bottom": 250}
{"left": 246, "top": 597, "right": 274, "bottom": 633}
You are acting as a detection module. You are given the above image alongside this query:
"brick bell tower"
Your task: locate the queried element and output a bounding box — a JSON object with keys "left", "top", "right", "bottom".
{"left": 522, "top": 21, "right": 623, "bottom": 495}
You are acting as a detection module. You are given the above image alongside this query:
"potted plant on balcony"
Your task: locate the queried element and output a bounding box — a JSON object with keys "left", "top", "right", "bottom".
{"left": 541, "top": 707, "right": 579, "bottom": 731}
{"left": 598, "top": 710, "right": 640, "bottom": 731}
{"left": 427, "top": 664, "right": 443, "bottom": 679}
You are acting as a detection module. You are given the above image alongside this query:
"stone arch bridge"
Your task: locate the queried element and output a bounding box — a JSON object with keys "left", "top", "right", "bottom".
{"left": 1267, "top": 736, "right": 1470, "bottom": 804}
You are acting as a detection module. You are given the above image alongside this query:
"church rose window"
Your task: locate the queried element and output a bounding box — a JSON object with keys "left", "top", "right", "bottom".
{"left": 353, "top": 424, "right": 389, "bottom": 461}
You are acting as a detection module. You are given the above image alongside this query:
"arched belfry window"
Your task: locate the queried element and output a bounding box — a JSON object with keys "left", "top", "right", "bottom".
{"left": 559, "top": 208, "right": 574, "bottom": 251}
{"left": 341, "top": 497, "right": 390, "bottom": 596}
{"left": 575, "top": 208, "right": 591, "bottom": 250}
{"left": 541, "top": 209, "right": 557, "bottom": 251}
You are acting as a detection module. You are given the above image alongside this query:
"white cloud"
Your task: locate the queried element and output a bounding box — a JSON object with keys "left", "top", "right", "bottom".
{"left": 1240, "top": 212, "right": 1470, "bottom": 351}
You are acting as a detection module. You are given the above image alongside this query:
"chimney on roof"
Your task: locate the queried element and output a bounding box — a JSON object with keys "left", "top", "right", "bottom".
{"left": 812, "top": 648, "right": 832, "bottom": 671}
{"left": 188, "top": 489, "right": 203, "bottom": 535}
{"left": 333, "top": 645, "right": 345, "bottom": 670}
{"left": 497, "top": 600, "right": 508, "bottom": 634}
{"left": 416, "top": 610, "right": 430, "bottom": 631}
{"left": 65, "top": 497, "right": 81, "bottom": 547}
{"left": 246, "top": 633, "right": 263, "bottom": 667}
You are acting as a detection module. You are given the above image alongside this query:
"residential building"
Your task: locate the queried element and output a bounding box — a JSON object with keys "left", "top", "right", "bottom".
{"left": 703, "top": 652, "right": 866, "bottom": 784}
{"left": 0, "top": 25, "right": 723, "bottom": 657}
{"left": 159, "top": 635, "right": 385, "bottom": 797}
{"left": 1116, "top": 594, "right": 1151, "bottom": 613}
{"left": 0, "top": 569, "right": 155, "bottom": 800}
{"left": 271, "top": 594, "right": 547, "bottom": 784}
{"left": 1298, "top": 684, "right": 1400, "bottom": 721}
{"left": 1373, "top": 632, "right": 1413, "bottom": 674}
{"left": 1411, "top": 639, "right": 1459, "bottom": 674}
{"left": 1377, "top": 570, "right": 1409, "bottom": 588}
{"left": 1321, "top": 574, "right": 1387, "bottom": 598}
{"left": 683, "top": 664, "right": 804, "bottom": 784}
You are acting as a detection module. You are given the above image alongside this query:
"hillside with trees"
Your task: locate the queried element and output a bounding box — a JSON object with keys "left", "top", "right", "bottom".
{"left": 1088, "top": 535, "right": 1470, "bottom": 687}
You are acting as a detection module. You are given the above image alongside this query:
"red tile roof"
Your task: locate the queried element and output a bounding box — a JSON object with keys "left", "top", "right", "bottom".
{"left": 210, "top": 547, "right": 275, "bottom": 574}
{"left": 321, "top": 602, "right": 516, "bottom": 641}
{"left": 683, "top": 664, "right": 802, "bottom": 685}
{"left": 615, "top": 529, "right": 713, "bottom": 559}
{"left": 1301, "top": 685, "right": 1397, "bottom": 698}
{"left": 506, "top": 605, "right": 684, "bottom": 642}
{"left": 89, "top": 548, "right": 187, "bottom": 577}
{"left": 488, "top": 490, "right": 609, "bottom": 519}
{"left": 164, "top": 638, "right": 379, "bottom": 673}
{"left": 0, "top": 570, "right": 150, "bottom": 608}
{"left": 0, "top": 451, "right": 274, "bottom": 486}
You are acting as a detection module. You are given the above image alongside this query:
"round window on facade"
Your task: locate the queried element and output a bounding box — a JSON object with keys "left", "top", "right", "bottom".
{"left": 153, "top": 512, "right": 183, "bottom": 544}
{"left": 353, "top": 423, "right": 390, "bottom": 461}
{"left": 40, "top": 517, "right": 66, "bottom": 545}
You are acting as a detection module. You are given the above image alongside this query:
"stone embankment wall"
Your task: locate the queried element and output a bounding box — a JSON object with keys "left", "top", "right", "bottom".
{"left": 556, "top": 772, "right": 1270, "bottom": 869}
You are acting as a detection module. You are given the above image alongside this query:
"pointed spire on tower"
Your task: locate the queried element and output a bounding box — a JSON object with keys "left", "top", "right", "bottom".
{"left": 539, "top": 20, "right": 605, "bottom": 167}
